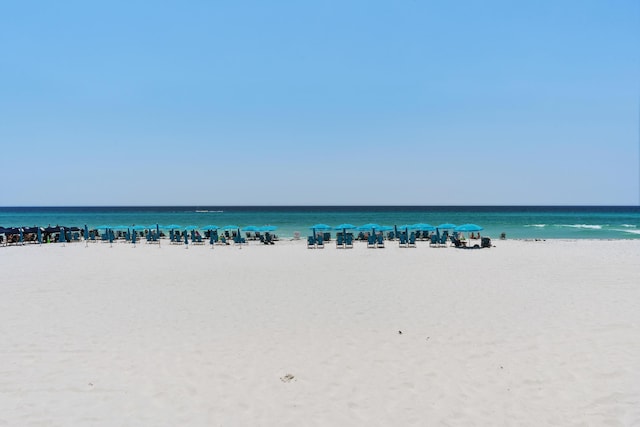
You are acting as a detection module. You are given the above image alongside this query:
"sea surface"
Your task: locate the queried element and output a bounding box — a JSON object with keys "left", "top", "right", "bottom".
{"left": 1, "top": 206, "right": 639, "bottom": 240}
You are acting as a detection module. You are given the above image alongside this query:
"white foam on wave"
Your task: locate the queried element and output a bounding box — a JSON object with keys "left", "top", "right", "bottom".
{"left": 559, "top": 224, "right": 603, "bottom": 230}
{"left": 613, "top": 228, "right": 640, "bottom": 235}
{"left": 525, "top": 224, "right": 546, "bottom": 228}
{"left": 620, "top": 224, "right": 637, "bottom": 228}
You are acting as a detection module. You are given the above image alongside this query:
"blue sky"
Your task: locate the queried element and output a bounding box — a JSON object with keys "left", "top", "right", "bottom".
{"left": 1, "top": 0, "right": 638, "bottom": 205}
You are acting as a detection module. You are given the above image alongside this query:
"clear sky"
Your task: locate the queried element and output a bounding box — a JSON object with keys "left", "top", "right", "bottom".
{"left": 1, "top": 0, "right": 638, "bottom": 206}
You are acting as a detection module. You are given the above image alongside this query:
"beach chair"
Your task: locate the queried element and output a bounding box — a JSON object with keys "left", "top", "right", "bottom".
{"left": 376, "top": 234, "right": 385, "bottom": 248}
{"left": 439, "top": 232, "right": 448, "bottom": 247}
{"left": 335, "top": 234, "right": 344, "bottom": 248}
{"left": 265, "top": 232, "right": 274, "bottom": 245}
{"left": 398, "top": 232, "right": 408, "bottom": 248}
{"left": 367, "top": 234, "right": 376, "bottom": 248}
{"left": 323, "top": 232, "right": 331, "bottom": 242}
{"left": 408, "top": 232, "right": 417, "bottom": 248}
{"left": 345, "top": 233, "right": 354, "bottom": 248}
{"left": 316, "top": 235, "right": 324, "bottom": 248}
{"left": 307, "top": 235, "right": 316, "bottom": 248}
{"left": 481, "top": 237, "right": 492, "bottom": 248}
{"left": 429, "top": 234, "right": 438, "bottom": 247}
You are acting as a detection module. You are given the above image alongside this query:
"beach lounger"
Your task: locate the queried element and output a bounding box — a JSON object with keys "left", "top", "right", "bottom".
{"left": 376, "top": 234, "right": 385, "bottom": 248}
{"left": 345, "top": 234, "right": 354, "bottom": 248}
{"left": 398, "top": 232, "right": 408, "bottom": 248}
{"left": 335, "top": 235, "right": 344, "bottom": 248}
{"left": 263, "top": 232, "right": 274, "bottom": 245}
{"left": 316, "top": 235, "right": 324, "bottom": 248}
{"left": 307, "top": 236, "right": 316, "bottom": 248}
{"left": 408, "top": 232, "right": 417, "bottom": 248}
{"left": 367, "top": 235, "right": 376, "bottom": 248}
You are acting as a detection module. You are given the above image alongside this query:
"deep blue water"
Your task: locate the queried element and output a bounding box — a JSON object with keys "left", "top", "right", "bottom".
{"left": 1, "top": 206, "right": 639, "bottom": 239}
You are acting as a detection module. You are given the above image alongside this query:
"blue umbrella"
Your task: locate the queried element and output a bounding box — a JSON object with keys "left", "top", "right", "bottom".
{"left": 454, "top": 224, "right": 483, "bottom": 232}
{"left": 95, "top": 225, "right": 111, "bottom": 230}
{"left": 59, "top": 227, "right": 67, "bottom": 244}
{"left": 334, "top": 223, "right": 355, "bottom": 230}
{"left": 37, "top": 227, "right": 42, "bottom": 244}
{"left": 222, "top": 225, "right": 239, "bottom": 230}
{"left": 202, "top": 224, "right": 219, "bottom": 230}
{"left": 184, "top": 225, "right": 198, "bottom": 231}
{"left": 243, "top": 225, "right": 260, "bottom": 232}
{"left": 258, "top": 225, "right": 278, "bottom": 232}
{"left": 132, "top": 229, "right": 137, "bottom": 244}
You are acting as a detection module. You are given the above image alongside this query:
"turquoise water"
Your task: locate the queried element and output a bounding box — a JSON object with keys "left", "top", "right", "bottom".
{"left": 1, "top": 206, "right": 639, "bottom": 239}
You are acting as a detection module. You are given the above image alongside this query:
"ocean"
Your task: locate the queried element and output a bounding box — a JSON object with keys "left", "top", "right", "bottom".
{"left": 1, "top": 206, "right": 639, "bottom": 240}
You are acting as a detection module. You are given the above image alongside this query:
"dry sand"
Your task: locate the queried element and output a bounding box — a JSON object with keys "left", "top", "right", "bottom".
{"left": 1, "top": 239, "right": 639, "bottom": 426}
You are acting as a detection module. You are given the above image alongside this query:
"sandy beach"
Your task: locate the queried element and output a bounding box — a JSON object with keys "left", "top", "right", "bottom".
{"left": 1, "top": 239, "right": 639, "bottom": 426}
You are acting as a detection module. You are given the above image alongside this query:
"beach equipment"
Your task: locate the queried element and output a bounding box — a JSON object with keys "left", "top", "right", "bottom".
{"left": 59, "top": 227, "right": 67, "bottom": 244}
{"left": 201, "top": 225, "right": 219, "bottom": 247}
{"left": 454, "top": 224, "right": 484, "bottom": 247}
{"left": 184, "top": 225, "right": 198, "bottom": 231}
{"left": 37, "top": 227, "right": 42, "bottom": 244}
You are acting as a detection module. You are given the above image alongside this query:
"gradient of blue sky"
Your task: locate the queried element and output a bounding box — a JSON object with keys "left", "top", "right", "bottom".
{"left": 1, "top": 0, "right": 638, "bottom": 205}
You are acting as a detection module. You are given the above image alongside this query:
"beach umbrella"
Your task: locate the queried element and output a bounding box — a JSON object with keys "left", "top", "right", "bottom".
{"left": 95, "top": 225, "right": 111, "bottom": 230}
{"left": 334, "top": 223, "right": 355, "bottom": 239}
{"left": 19, "top": 228, "right": 24, "bottom": 245}
{"left": 221, "top": 225, "right": 239, "bottom": 230}
{"left": 454, "top": 224, "right": 483, "bottom": 232}
{"left": 243, "top": 225, "right": 260, "bottom": 232}
{"left": 334, "top": 223, "right": 355, "bottom": 230}
{"left": 59, "top": 227, "right": 67, "bottom": 244}
{"left": 184, "top": 225, "right": 198, "bottom": 231}
{"left": 131, "top": 225, "right": 147, "bottom": 231}
{"left": 310, "top": 223, "right": 331, "bottom": 238}
{"left": 37, "top": 227, "right": 42, "bottom": 244}
{"left": 258, "top": 225, "right": 278, "bottom": 232}
{"left": 202, "top": 224, "right": 219, "bottom": 230}
{"left": 132, "top": 229, "right": 137, "bottom": 245}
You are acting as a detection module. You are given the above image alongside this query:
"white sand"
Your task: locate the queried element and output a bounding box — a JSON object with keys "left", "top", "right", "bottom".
{"left": 1, "top": 239, "right": 639, "bottom": 426}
